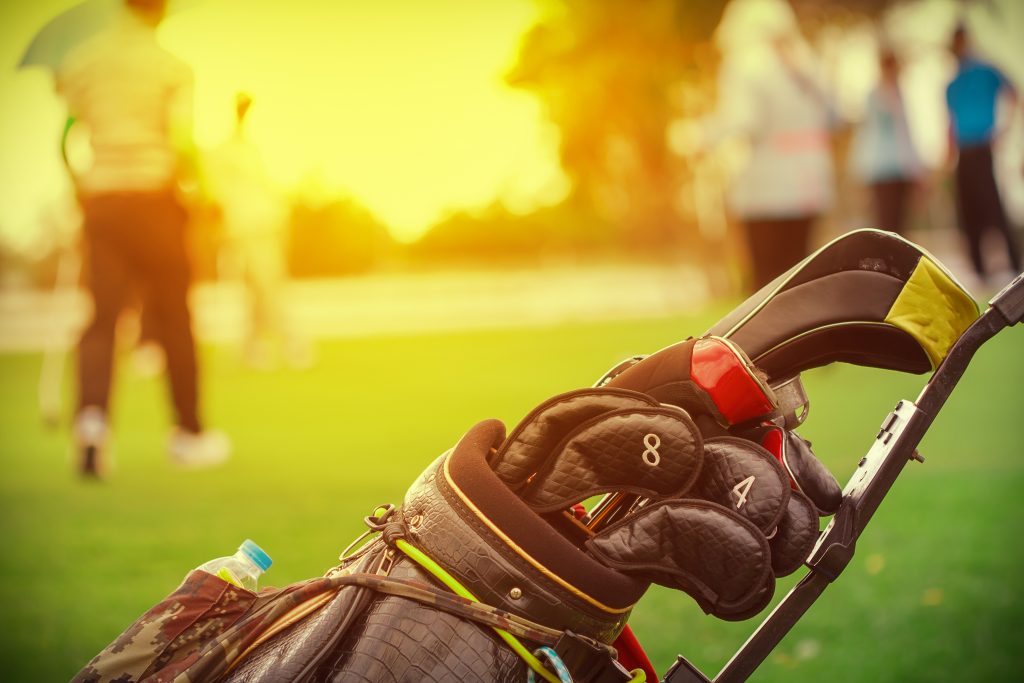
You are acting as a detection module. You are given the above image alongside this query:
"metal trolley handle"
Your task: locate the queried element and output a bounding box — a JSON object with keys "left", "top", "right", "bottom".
{"left": 664, "top": 272, "right": 1024, "bottom": 683}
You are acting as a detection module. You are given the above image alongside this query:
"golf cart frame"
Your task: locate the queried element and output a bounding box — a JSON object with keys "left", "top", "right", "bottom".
{"left": 664, "top": 272, "right": 1024, "bottom": 683}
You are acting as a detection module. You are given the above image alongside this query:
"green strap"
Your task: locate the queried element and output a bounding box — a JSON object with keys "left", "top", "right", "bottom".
{"left": 395, "top": 538, "right": 645, "bottom": 683}
{"left": 395, "top": 538, "right": 565, "bottom": 683}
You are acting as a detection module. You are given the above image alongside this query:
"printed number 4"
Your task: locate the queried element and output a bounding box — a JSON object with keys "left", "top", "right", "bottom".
{"left": 732, "top": 476, "right": 755, "bottom": 508}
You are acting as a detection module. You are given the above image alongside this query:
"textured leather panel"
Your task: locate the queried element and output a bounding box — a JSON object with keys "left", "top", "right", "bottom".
{"left": 694, "top": 437, "right": 789, "bottom": 534}
{"left": 520, "top": 407, "right": 703, "bottom": 513}
{"left": 781, "top": 430, "right": 842, "bottom": 515}
{"left": 769, "top": 489, "right": 818, "bottom": 576}
{"left": 440, "top": 420, "right": 647, "bottom": 608}
{"left": 313, "top": 558, "right": 525, "bottom": 683}
{"left": 602, "top": 339, "right": 692, "bottom": 395}
{"left": 403, "top": 453, "right": 634, "bottom": 643}
{"left": 224, "top": 550, "right": 381, "bottom": 683}
{"left": 586, "top": 500, "right": 772, "bottom": 619}
{"left": 491, "top": 389, "right": 658, "bottom": 489}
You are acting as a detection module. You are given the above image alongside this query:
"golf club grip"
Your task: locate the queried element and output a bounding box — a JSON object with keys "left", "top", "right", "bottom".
{"left": 666, "top": 303, "right": 1015, "bottom": 683}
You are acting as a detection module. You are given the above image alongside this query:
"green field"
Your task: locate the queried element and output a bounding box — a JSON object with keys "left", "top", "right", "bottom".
{"left": 1, "top": 306, "right": 1022, "bottom": 682}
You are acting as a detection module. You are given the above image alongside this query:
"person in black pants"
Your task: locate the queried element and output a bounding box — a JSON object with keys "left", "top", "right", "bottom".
{"left": 742, "top": 217, "right": 815, "bottom": 292}
{"left": 57, "top": 0, "right": 229, "bottom": 476}
{"left": 954, "top": 145, "right": 1021, "bottom": 280}
{"left": 945, "top": 25, "right": 1021, "bottom": 283}
{"left": 78, "top": 193, "right": 198, "bottom": 432}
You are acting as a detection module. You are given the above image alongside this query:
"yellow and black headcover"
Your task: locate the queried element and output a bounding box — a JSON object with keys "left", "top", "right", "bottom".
{"left": 707, "top": 229, "right": 979, "bottom": 380}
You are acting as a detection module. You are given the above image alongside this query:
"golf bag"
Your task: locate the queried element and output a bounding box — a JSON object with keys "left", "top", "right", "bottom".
{"left": 75, "top": 230, "right": 982, "bottom": 683}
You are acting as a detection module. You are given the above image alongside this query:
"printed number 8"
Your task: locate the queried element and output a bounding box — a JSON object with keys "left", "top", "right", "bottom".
{"left": 642, "top": 433, "right": 661, "bottom": 466}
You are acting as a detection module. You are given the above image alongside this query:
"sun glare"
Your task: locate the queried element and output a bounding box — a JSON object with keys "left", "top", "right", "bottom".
{"left": 0, "top": 0, "right": 567, "bottom": 247}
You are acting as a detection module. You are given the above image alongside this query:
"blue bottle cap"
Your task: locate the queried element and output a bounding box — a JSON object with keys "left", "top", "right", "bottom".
{"left": 239, "top": 539, "right": 272, "bottom": 571}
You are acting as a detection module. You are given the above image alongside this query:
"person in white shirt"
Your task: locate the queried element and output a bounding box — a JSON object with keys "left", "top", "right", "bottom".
{"left": 699, "top": 0, "right": 837, "bottom": 291}
{"left": 204, "top": 93, "right": 310, "bottom": 369}
{"left": 57, "top": 0, "right": 229, "bottom": 476}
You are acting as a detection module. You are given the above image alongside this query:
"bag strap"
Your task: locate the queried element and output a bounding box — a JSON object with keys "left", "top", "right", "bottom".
{"left": 172, "top": 569, "right": 570, "bottom": 683}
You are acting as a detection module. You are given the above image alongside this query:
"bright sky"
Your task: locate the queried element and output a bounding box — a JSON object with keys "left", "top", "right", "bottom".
{"left": 0, "top": 0, "right": 569, "bottom": 250}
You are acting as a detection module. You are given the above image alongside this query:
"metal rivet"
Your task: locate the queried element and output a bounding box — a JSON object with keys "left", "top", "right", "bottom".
{"left": 509, "top": 587, "right": 523, "bottom": 600}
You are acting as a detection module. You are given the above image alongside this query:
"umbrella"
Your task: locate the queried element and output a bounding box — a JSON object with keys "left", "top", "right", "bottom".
{"left": 18, "top": 0, "right": 124, "bottom": 72}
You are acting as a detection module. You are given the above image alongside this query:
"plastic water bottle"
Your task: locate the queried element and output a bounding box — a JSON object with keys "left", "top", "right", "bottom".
{"left": 197, "top": 539, "right": 272, "bottom": 591}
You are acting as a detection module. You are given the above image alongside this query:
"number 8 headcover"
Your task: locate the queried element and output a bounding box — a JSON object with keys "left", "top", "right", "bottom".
{"left": 587, "top": 335, "right": 842, "bottom": 619}
{"left": 487, "top": 336, "right": 841, "bottom": 620}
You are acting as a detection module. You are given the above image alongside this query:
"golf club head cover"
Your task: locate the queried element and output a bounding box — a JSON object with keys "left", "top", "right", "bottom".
{"left": 705, "top": 229, "right": 979, "bottom": 381}
{"left": 585, "top": 499, "right": 775, "bottom": 620}
{"left": 583, "top": 435, "right": 810, "bottom": 619}
{"left": 489, "top": 388, "right": 661, "bottom": 491}
{"left": 692, "top": 437, "right": 820, "bottom": 576}
{"left": 516, "top": 405, "right": 705, "bottom": 513}
{"left": 752, "top": 425, "right": 843, "bottom": 516}
{"left": 486, "top": 387, "right": 818, "bottom": 619}
{"left": 596, "top": 334, "right": 841, "bottom": 575}
{"left": 600, "top": 336, "right": 779, "bottom": 433}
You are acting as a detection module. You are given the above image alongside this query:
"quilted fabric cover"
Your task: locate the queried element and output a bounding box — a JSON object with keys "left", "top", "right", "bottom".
{"left": 780, "top": 430, "right": 842, "bottom": 514}
{"left": 691, "top": 437, "right": 790, "bottom": 534}
{"left": 491, "top": 388, "right": 658, "bottom": 490}
{"left": 586, "top": 500, "right": 774, "bottom": 619}
{"left": 519, "top": 406, "right": 703, "bottom": 513}
{"left": 768, "top": 490, "right": 819, "bottom": 576}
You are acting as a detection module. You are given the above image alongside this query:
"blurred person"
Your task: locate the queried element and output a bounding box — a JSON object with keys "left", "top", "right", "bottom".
{"left": 204, "top": 93, "right": 311, "bottom": 370}
{"left": 695, "top": 0, "right": 837, "bottom": 292}
{"left": 851, "top": 45, "right": 924, "bottom": 237}
{"left": 57, "top": 0, "right": 230, "bottom": 477}
{"left": 127, "top": 295, "right": 167, "bottom": 378}
{"left": 945, "top": 23, "right": 1021, "bottom": 284}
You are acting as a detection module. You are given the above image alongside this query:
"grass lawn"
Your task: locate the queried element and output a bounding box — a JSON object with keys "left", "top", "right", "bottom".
{"left": 1, "top": 305, "right": 1022, "bottom": 681}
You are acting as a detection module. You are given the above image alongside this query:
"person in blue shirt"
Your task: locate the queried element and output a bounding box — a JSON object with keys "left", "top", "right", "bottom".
{"left": 945, "top": 24, "right": 1020, "bottom": 283}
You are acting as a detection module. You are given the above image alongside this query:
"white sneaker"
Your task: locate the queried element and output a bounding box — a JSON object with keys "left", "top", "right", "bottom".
{"left": 168, "top": 428, "right": 232, "bottom": 469}
{"left": 74, "top": 406, "right": 109, "bottom": 479}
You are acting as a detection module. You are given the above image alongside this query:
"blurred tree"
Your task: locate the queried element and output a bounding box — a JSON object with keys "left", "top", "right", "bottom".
{"left": 411, "top": 200, "right": 620, "bottom": 264}
{"left": 507, "top": 0, "right": 729, "bottom": 254}
{"left": 288, "top": 196, "right": 395, "bottom": 277}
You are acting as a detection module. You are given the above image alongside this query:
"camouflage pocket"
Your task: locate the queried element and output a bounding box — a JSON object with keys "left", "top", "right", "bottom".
{"left": 72, "top": 570, "right": 260, "bottom": 683}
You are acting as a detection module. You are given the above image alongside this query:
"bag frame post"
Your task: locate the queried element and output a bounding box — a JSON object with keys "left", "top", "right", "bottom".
{"left": 664, "top": 272, "right": 1024, "bottom": 683}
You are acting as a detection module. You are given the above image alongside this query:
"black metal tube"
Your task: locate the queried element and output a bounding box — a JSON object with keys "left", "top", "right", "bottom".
{"left": 711, "top": 573, "right": 829, "bottom": 683}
